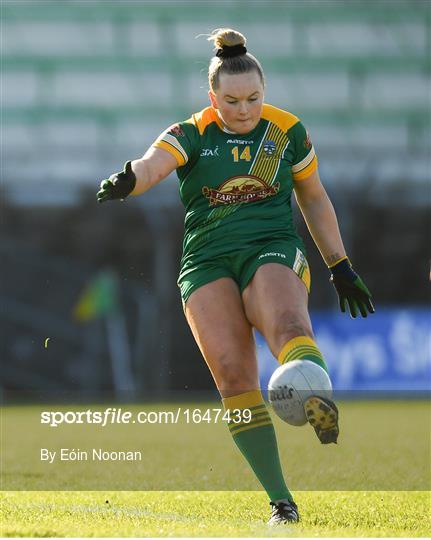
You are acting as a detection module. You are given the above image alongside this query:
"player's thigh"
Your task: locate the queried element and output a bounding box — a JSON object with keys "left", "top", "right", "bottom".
{"left": 184, "top": 277, "right": 258, "bottom": 397}
{"left": 242, "top": 263, "right": 313, "bottom": 358}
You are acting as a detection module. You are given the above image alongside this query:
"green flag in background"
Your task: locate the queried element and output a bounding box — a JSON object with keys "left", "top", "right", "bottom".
{"left": 73, "top": 270, "right": 119, "bottom": 322}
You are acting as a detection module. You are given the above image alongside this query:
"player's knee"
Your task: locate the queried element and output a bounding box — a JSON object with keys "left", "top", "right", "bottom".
{"left": 269, "top": 313, "right": 313, "bottom": 351}
{"left": 215, "top": 351, "right": 256, "bottom": 393}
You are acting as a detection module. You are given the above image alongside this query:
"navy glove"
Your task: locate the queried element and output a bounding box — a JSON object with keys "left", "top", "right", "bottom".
{"left": 330, "top": 257, "right": 375, "bottom": 318}
{"left": 97, "top": 161, "right": 136, "bottom": 203}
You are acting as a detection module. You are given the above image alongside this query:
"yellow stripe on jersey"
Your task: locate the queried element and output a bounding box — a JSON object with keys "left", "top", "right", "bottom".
{"left": 261, "top": 103, "right": 299, "bottom": 133}
{"left": 250, "top": 123, "right": 289, "bottom": 185}
{"left": 292, "top": 153, "right": 318, "bottom": 181}
{"left": 163, "top": 133, "right": 188, "bottom": 161}
{"left": 292, "top": 146, "right": 316, "bottom": 174}
{"left": 191, "top": 106, "right": 221, "bottom": 135}
{"left": 153, "top": 139, "right": 187, "bottom": 167}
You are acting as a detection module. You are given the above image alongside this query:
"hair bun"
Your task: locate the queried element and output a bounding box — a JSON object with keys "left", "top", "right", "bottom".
{"left": 208, "top": 28, "right": 246, "bottom": 50}
{"left": 206, "top": 27, "right": 264, "bottom": 92}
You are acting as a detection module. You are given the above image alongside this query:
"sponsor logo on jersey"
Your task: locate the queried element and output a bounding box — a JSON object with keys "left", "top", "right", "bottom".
{"left": 202, "top": 175, "right": 280, "bottom": 206}
{"left": 303, "top": 131, "right": 312, "bottom": 150}
{"left": 200, "top": 146, "right": 219, "bottom": 157}
{"left": 263, "top": 140, "right": 277, "bottom": 156}
{"left": 258, "top": 252, "right": 286, "bottom": 259}
{"left": 226, "top": 139, "right": 254, "bottom": 145}
{"left": 168, "top": 124, "right": 185, "bottom": 137}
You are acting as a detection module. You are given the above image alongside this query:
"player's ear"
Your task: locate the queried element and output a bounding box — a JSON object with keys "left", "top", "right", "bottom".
{"left": 208, "top": 90, "right": 218, "bottom": 109}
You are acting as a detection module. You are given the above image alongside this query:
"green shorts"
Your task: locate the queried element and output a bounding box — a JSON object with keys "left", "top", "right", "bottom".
{"left": 178, "top": 239, "right": 311, "bottom": 305}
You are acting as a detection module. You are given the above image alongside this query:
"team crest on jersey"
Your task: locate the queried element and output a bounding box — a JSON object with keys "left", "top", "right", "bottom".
{"left": 304, "top": 131, "right": 312, "bottom": 150}
{"left": 202, "top": 175, "right": 280, "bottom": 206}
{"left": 168, "top": 124, "right": 184, "bottom": 137}
{"left": 263, "top": 140, "right": 277, "bottom": 156}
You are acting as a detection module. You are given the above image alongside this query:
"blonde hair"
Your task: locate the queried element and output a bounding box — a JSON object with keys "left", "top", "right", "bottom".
{"left": 207, "top": 28, "right": 265, "bottom": 91}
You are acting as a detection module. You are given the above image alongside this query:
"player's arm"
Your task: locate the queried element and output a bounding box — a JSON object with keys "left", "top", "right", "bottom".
{"left": 294, "top": 168, "right": 374, "bottom": 318}
{"left": 293, "top": 168, "right": 346, "bottom": 265}
{"left": 97, "top": 147, "right": 177, "bottom": 203}
{"left": 131, "top": 146, "right": 178, "bottom": 196}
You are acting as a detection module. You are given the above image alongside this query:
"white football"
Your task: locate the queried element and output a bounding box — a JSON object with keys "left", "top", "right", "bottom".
{"left": 268, "top": 360, "right": 333, "bottom": 426}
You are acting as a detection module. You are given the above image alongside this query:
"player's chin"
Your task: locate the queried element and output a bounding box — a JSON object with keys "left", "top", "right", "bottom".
{"left": 234, "top": 119, "right": 257, "bottom": 134}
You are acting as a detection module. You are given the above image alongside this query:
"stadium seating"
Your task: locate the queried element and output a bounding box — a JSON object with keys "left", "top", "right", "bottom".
{"left": 3, "top": 0, "right": 430, "bottom": 203}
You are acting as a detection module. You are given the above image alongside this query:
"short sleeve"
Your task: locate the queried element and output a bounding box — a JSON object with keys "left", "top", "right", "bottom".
{"left": 152, "top": 121, "right": 198, "bottom": 168}
{"left": 289, "top": 121, "right": 318, "bottom": 181}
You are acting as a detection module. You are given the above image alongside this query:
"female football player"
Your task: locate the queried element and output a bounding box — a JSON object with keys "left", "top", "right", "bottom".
{"left": 97, "top": 28, "right": 374, "bottom": 524}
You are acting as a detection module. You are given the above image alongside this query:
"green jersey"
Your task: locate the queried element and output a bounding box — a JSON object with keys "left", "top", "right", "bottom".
{"left": 153, "top": 103, "right": 318, "bottom": 280}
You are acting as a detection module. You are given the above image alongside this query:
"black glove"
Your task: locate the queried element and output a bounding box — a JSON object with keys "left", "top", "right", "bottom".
{"left": 97, "top": 161, "right": 136, "bottom": 203}
{"left": 330, "top": 257, "right": 375, "bottom": 318}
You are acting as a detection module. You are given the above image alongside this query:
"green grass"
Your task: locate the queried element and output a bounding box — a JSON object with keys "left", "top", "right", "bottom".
{"left": 1, "top": 400, "right": 430, "bottom": 536}
{"left": 1, "top": 490, "right": 430, "bottom": 537}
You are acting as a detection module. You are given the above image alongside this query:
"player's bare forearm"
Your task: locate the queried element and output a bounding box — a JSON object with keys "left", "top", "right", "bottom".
{"left": 97, "top": 146, "right": 178, "bottom": 203}
{"left": 299, "top": 193, "right": 346, "bottom": 265}
{"left": 293, "top": 169, "right": 346, "bottom": 266}
{"left": 294, "top": 168, "right": 374, "bottom": 318}
{"left": 130, "top": 147, "right": 178, "bottom": 196}
{"left": 129, "top": 158, "right": 152, "bottom": 196}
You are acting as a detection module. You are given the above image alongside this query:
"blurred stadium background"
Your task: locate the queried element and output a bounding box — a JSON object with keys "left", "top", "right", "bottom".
{"left": 1, "top": 0, "right": 430, "bottom": 399}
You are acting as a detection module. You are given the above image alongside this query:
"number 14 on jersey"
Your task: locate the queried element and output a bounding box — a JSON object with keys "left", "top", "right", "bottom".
{"left": 232, "top": 145, "right": 252, "bottom": 162}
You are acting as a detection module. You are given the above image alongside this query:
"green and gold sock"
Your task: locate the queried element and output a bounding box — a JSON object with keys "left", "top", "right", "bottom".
{"left": 277, "top": 335, "right": 328, "bottom": 373}
{"left": 222, "top": 390, "right": 293, "bottom": 502}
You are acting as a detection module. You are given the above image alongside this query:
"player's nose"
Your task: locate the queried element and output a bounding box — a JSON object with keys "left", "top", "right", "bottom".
{"left": 238, "top": 101, "right": 248, "bottom": 115}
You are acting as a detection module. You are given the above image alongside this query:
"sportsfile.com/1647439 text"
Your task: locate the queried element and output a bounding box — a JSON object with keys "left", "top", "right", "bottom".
{"left": 40, "top": 408, "right": 252, "bottom": 427}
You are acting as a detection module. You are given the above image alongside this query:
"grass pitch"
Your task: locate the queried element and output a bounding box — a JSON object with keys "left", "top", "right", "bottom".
{"left": 1, "top": 400, "right": 430, "bottom": 537}
{"left": 1, "top": 490, "right": 430, "bottom": 537}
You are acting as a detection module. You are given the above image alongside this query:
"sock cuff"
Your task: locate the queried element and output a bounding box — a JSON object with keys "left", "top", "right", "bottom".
{"left": 277, "top": 335, "right": 323, "bottom": 365}
{"left": 222, "top": 390, "right": 264, "bottom": 411}
{"left": 223, "top": 390, "right": 272, "bottom": 435}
